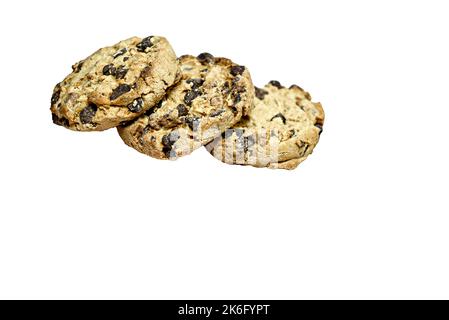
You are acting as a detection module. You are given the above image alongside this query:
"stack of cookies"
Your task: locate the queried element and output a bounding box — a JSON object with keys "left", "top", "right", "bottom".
{"left": 50, "top": 36, "right": 324, "bottom": 170}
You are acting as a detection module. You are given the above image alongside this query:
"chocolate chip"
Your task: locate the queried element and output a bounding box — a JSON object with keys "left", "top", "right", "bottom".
{"left": 186, "top": 78, "right": 205, "bottom": 90}
{"left": 127, "top": 97, "right": 143, "bottom": 113}
{"left": 269, "top": 80, "right": 284, "bottom": 89}
{"left": 233, "top": 93, "right": 241, "bottom": 104}
{"left": 103, "top": 64, "right": 116, "bottom": 76}
{"left": 161, "top": 138, "right": 171, "bottom": 149}
{"left": 197, "top": 52, "right": 214, "bottom": 64}
{"left": 232, "top": 77, "right": 241, "bottom": 85}
{"left": 210, "top": 109, "right": 225, "bottom": 117}
{"left": 51, "top": 113, "right": 69, "bottom": 127}
{"left": 145, "top": 99, "right": 163, "bottom": 116}
{"left": 113, "top": 47, "right": 127, "bottom": 59}
{"left": 110, "top": 84, "right": 131, "bottom": 100}
{"left": 235, "top": 84, "right": 247, "bottom": 93}
{"left": 123, "top": 57, "right": 129, "bottom": 62}
{"left": 79, "top": 103, "right": 97, "bottom": 124}
{"left": 72, "top": 61, "right": 84, "bottom": 73}
{"left": 315, "top": 124, "right": 323, "bottom": 135}
{"left": 185, "top": 116, "right": 200, "bottom": 131}
{"left": 115, "top": 65, "right": 128, "bottom": 79}
{"left": 162, "top": 146, "right": 173, "bottom": 158}
{"left": 142, "top": 125, "right": 151, "bottom": 138}
{"left": 184, "top": 90, "right": 201, "bottom": 106}
{"left": 289, "top": 84, "right": 304, "bottom": 91}
{"left": 161, "top": 131, "right": 180, "bottom": 158}
{"left": 136, "top": 36, "right": 153, "bottom": 52}
{"left": 119, "top": 120, "right": 132, "bottom": 127}
{"left": 230, "top": 65, "right": 245, "bottom": 76}
{"left": 144, "top": 107, "right": 157, "bottom": 117}
{"left": 222, "top": 130, "right": 232, "bottom": 139}
{"left": 222, "top": 81, "right": 231, "bottom": 94}
{"left": 51, "top": 88, "right": 60, "bottom": 105}
{"left": 177, "top": 104, "right": 188, "bottom": 116}
{"left": 161, "top": 131, "right": 180, "bottom": 146}
{"left": 270, "top": 113, "right": 287, "bottom": 124}
{"left": 255, "top": 87, "right": 268, "bottom": 100}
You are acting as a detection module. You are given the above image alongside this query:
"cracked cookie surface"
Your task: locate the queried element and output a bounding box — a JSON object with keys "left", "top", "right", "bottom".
{"left": 205, "top": 81, "right": 324, "bottom": 170}
{"left": 117, "top": 53, "right": 254, "bottom": 159}
{"left": 50, "top": 36, "right": 179, "bottom": 131}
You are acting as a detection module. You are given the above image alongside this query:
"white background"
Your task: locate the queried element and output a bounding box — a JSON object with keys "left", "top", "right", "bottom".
{"left": 0, "top": 0, "right": 448, "bottom": 299}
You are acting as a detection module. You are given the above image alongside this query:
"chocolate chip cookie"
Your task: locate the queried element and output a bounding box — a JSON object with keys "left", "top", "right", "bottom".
{"left": 50, "top": 36, "right": 179, "bottom": 131}
{"left": 205, "top": 81, "right": 324, "bottom": 170}
{"left": 117, "top": 53, "right": 254, "bottom": 159}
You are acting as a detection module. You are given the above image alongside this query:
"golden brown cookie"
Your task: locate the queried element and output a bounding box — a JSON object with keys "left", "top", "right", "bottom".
{"left": 117, "top": 53, "right": 254, "bottom": 159}
{"left": 205, "top": 81, "right": 324, "bottom": 170}
{"left": 50, "top": 36, "right": 179, "bottom": 131}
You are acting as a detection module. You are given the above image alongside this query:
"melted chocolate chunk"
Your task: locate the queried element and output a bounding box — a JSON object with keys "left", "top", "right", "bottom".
{"left": 103, "top": 64, "right": 116, "bottom": 76}
{"left": 51, "top": 88, "right": 60, "bottom": 105}
{"left": 255, "top": 87, "right": 268, "bottom": 100}
{"left": 230, "top": 65, "right": 245, "bottom": 76}
{"left": 222, "top": 129, "right": 234, "bottom": 139}
{"left": 233, "top": 93, "right": 241, "bottom": 104}
{"left": 197, "top": 52, "right": 214, "bottom": 64}
{"left": 234, "top": 84, "right": 246, "bottom": 93}
{"left": 269, "top": 80, "right": 284, "bottom": 89}
{"left": 115, "top": 65, "right": 128, "bottom": 79}
{"left": 177, "top": 104, "right": 189, "bottom": 116}
{"left": 232, "top": 77, "right": 241, "bottom": 84}
{"left": 110, "top": 84, "right": 131, "bottom": 100}
{"left": 161, "top": 131, "right": 180, "bottom": 147}
{"left": 119, "top": 120, "right": 132, "bottom": 127}
{"left": 185, "top": 116, "right": 200, "bottom": 131}
{"left": 127, "top": 97, "right": 144, "bottom": 113}
{"left": 144, "top": 107, "right": 157, "bottom": 117}
{"left": 72, "top": 61, "right": 84, "bottom": 73}
{"left": 184, "top": 90, "right": 201, "bottom": 106}
{"left": 136, "top": 36, "right": 154, "bottom": 52}
{"left": 186, "top": 78, "right": 205, "bottom": 90}
{"left": 113, "top": 48, "right": 127, "bottom": 59}
{"left": 162, "top": 146, "right": 172, "bottom": 158}
{"left": 270, "top": 113, "right": 287, "bottom": 124}
{"left": 210, "top": 109, "right": 225, "bottom": 117}
{"left": 52, "top": 113, "right": 69, "bottom": 127}
{"left": 222, "top": 81, "right": 231, "bottom": 94}
{"left": 161, "top": 131, "right": 180, "bottom": 158}
{"left": 315, "top": 124, "right": 323, "bottom": 135}
{"left": 79, "top": 103, "right": 97, "bottom": 124}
